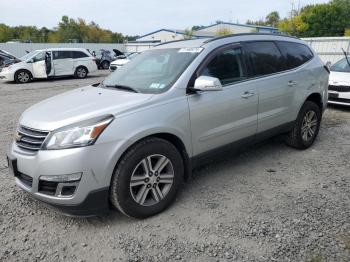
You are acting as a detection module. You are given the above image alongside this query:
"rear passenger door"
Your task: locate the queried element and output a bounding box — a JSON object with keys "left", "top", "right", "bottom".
{"left": 52, "top": 51, "right": 74, "bottom": 76}
{"left": 188, "top": 45, "right": 258, "bottom": 156}
{"left": 243, "top": 41, "right": 296, "bottom": 133}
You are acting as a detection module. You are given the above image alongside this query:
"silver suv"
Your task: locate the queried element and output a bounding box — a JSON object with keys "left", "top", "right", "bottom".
{"left": 7, "top": 34, "right": 329, "bottom": 218}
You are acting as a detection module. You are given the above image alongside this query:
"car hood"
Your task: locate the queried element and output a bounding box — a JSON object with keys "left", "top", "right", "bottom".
{"left": 20, "top": 86, "right": 154, "bottom": 131}
{"left": 329, "top": 71, "right": 350, "bottom": 85}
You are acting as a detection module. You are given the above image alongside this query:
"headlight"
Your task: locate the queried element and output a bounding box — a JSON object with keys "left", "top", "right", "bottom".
{"left": 43, "top": 115, "right": 114, "bottom": 150}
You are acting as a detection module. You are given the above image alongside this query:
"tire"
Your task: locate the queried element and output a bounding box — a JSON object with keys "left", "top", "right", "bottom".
{"left": 15, "top": 70, "right": 32, "bottom": 84}
{"left": 74, "top": 66, "right": 88, "bottom": 79}
{"left": 285, "top": 101, "right": 321, "bottom": 149}
{"left": 110, "top": 137, "right": 184, "bottom": 218}
{"left": 101, "top": 61, "right": 110, "bottom": 70}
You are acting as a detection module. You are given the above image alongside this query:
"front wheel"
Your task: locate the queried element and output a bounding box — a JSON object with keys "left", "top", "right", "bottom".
{"left": 15, "top": 70, "right": 32, "bottom": 84}
{"left": 110, "top": 137, "right": 184, "bottom": 218}
{"left": 285, "top": 101, "right": 321, "bottom": 149}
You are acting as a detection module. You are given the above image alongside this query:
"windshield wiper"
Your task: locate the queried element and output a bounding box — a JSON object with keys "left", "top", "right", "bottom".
{"left": 104, "top": 84, "right": 139, "bottom": 93}
{"left": 341, "top": 48, "right": 350, "bottom": 68}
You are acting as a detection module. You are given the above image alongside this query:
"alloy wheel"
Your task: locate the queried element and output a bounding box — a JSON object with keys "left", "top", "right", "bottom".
{"left": 301, "top": 110, "right": 318, "bottom": 142}
{"left": 18, "top": 72, "right": 29, "bottom": 83}
{"left": 129, "top": 154, "right": 174, "bottom": 206}
{"left": 77, "top": 68, "right": 86, "bottom": 78}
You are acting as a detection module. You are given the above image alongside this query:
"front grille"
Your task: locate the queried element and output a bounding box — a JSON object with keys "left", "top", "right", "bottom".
{"left": 16, "top": 172, "right": 33, "bottom": 187}
{"left": 329, "top": 85, "right": 350, "bottom": 92}
{"left": 16, "top": 126, "right": 49, "bottom": 152}
{"left": 38, "top": 180, "right": 58, "bottom": 196}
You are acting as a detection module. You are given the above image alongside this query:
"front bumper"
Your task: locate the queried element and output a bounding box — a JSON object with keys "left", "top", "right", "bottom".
{"left": 0, "top": 70, "right": 14, "bottom": 81}
{"left": 328, "top": 90, "right": 350, "bottom": 106}
{"left": 7, "top": 140, "right": 122, "bottom": 216}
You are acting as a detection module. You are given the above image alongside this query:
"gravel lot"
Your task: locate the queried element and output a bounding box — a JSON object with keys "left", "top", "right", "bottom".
{"left": 0, "top": 71, "right": 349, "bottom": 262}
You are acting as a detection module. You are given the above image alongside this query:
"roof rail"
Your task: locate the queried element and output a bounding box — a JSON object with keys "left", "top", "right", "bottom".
{"left": 156, "top": 37, "right": 211, "bottom": 47}
{"left": 203, "top": 33, "right": 299, "bottom": 44}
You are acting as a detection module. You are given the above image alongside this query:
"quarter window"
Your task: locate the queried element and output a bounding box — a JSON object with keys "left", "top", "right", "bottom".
{"left": 276, "top": 41, "right": 313, "bottom": 69}
{"left": 72, "top": 51, "right": 88, "bottom": 59}
{"left": 200, "top": 47, "right": 246, "bottom": 85}
{"left": 53, "top": 51, "right": 72, "bottom": 60}
{"left": 245, "top": 41, "right": 285, "bottom": 77}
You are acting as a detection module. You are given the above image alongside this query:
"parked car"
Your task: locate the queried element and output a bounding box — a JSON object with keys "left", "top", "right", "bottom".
{"left": 328, "top": 57, "right": 350, "bottom": 106}
{"left": 0, "top": 48, "right": 97, "bottom": 83}
{"left": 93, "top": 49, "right": 124, "bottom": 70}
{"left": 7, "top": 34, "right": 328, "bottom": 218}
{"left": 109, "top": 52, "right": 139, "bottom": 72}
{"left": 0, "top": 50, "right": 18, "bottom": 71}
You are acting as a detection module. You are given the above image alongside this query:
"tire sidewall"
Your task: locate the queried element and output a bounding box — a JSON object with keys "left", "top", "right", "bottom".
{"left": 75, "top": 67, "right": 87, "bottom": 78}
{"left": 110, "top": 138, "right": 184, "bottom": 218}
{"left": 296, "top": 101, "right": 321, "bottom": 148}
{"left": 15, "top": 70, "right": 31, "bottom": 84}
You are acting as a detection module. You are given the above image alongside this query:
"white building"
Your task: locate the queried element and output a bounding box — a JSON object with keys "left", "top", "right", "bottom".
{"left": 136, "top": 22, "right": 278, "bottom": 43}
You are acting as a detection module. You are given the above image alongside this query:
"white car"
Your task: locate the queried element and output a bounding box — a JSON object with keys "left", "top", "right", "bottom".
{"left": 109, "top": 52, "right": 139, "bottom": 72}
{"left": 0, "top": 48, "right": 98, "bottom": 83}
{"left": 328, "top": 57, "right": 350, "bottom": 106}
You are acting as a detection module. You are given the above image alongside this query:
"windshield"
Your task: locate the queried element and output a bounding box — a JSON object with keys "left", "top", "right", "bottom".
{"left": 20, "top": 50, "right": 40, "bottom": 62}
{"left": 102, "top": 48, "right": 201, "bottom": 94}
{"left": 330, "top": 58, "right": 350, "bottom": 72}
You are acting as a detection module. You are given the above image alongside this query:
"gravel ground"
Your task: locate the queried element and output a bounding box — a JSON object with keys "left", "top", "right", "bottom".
{"left": 0, "top": 71, "right": 349, "bottom": 262}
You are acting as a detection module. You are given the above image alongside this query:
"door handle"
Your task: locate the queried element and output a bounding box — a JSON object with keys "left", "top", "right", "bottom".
{"left": 241, "top": 91, "right": 255, "bottom": 99}
{"left": 288, "top": 80, "right": 297, "bottom": 86}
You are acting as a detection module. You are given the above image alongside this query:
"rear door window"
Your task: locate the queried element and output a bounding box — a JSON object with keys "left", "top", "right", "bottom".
{"left": 276, "top": 41, "right": 313, "bottom": 70}
{"left": 72, "top": 51, "right": 89, "bottom": 59}
{"left": 200, "top": 47, "right": 246, "bottom": 85}
{"left": 53, "top": 51, "right": 72, "bottom": 60}
{"left": 244, "top": 41, "right": 285, "bottom": 77}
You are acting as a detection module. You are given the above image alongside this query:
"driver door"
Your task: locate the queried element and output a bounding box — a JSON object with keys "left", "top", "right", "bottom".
{"left": 188, "top": 45, "right": 258, "bottom": 156}
{"left": 32, "top": 51, "right": 47, "bottom": 78}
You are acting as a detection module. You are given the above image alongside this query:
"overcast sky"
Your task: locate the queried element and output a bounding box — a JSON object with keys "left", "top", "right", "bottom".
{"left": 0, "top": 0, "right": 329, "bottom": 36}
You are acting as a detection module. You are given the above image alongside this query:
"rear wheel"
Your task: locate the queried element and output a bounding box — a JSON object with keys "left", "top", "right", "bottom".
{"left": 101, "top": 61, "right": 110, "bottom": 70}
{"left": 74, "top": 66, "right": 88, "bottom": 79}
{"left": 15, "top": 70, "right": 32, "bottom": 84}
{"left": 285, "top": 101, "right": 321, "bottom": 149}
{"left": 110, "top": 137, "right": 184, "bottom": 218}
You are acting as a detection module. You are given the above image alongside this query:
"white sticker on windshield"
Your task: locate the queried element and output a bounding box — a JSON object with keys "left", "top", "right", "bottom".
{"left": 149, "top": 83, "right": 165, "bottom": 89}
{"left": 178, "top": 47, "right": 203, "bottom": 53}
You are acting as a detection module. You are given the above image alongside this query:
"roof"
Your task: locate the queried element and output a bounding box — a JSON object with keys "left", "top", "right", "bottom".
{"left": 137, "top": 22, "right": 278, "bottom": 41}
{"left": 136, "top": 28, "right": 213, "bottom": 40}
{"left": 154, "top": 33, "right": 302, "bottom": 49}
{"left": 196, "top": 22, "right": 278, "bottom": 31}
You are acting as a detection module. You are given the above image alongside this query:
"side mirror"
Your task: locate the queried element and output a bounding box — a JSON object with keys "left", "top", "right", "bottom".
{"left": 193, "top": 76, "right": 223, "bottom": 92}
{"left": 27, "top": 59, "right": 34, "bottom": 63}
{"left": 325, "top": 61, "right": 332, "bottom": 69}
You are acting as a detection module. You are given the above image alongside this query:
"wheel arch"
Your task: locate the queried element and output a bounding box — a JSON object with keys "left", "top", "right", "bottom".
{"left": 110, "top": 132, "right": 192, "bottom": 184}
{"left": 305, "top": 92, "right": 323, "bottom": 111}
{"left": 15, "top": 68, "right": 33, "bottom": 80}
{"left": 75, "top": 65, "right": 89, "bottom": 73}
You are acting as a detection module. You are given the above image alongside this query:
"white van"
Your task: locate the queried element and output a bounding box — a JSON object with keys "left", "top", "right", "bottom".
{"left": 0, "top": 48, "right": 98, "bottom": 83}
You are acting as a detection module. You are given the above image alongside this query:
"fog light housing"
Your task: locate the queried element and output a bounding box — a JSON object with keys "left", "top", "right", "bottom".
{"left": 39, "top": 172, "right": 82, "bottom": 183}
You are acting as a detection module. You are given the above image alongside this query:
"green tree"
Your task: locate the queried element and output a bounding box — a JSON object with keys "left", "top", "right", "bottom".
{"left": 266, "top": 11, "right": 280, "bottom": 27}
{"left": 0, "top": 24, "right": 11, "bottom": 42}
{"left": 183, "top": 28, "right": 194, "bottom": 39}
